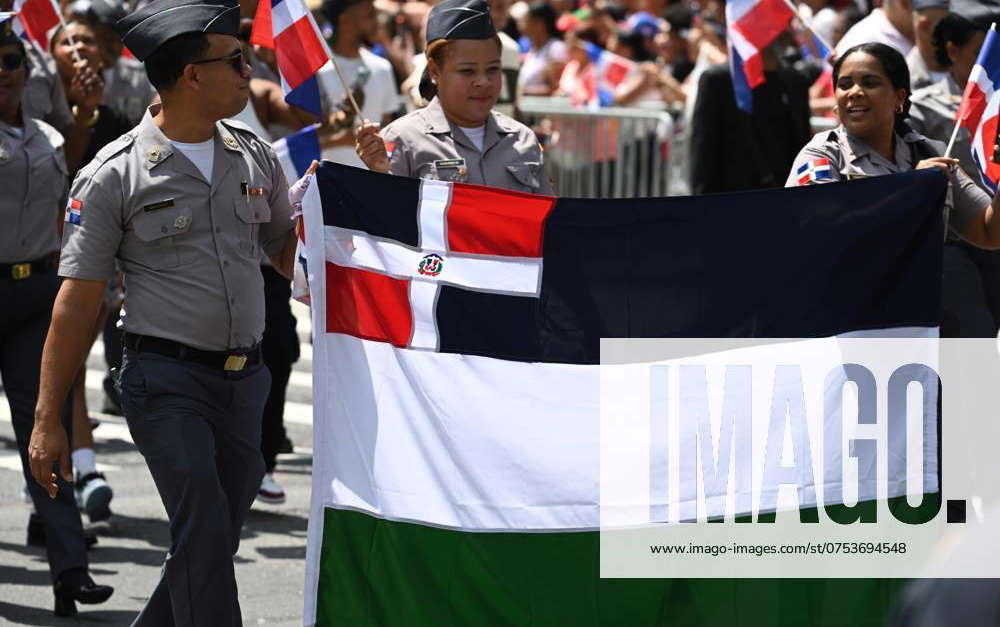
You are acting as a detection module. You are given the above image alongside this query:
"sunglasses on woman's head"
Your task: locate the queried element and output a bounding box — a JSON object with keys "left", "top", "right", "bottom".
{"left": 0, "top": 53, "right": 25, "bottom": 72}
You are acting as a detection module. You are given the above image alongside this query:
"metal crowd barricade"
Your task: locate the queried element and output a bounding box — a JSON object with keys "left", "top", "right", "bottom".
{"left": 519, "top": 97, "right": 675, "bottom": 199}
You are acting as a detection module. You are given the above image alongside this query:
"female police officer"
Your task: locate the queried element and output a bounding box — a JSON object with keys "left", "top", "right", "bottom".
{"left": 787, "top": 42, "right": 1000, "bottom": 337}
{"left": 0, "top": 15, "right": 113, "bottom": 616}
{"left": 355, "top": 0, "right": 552, "bottom": 195}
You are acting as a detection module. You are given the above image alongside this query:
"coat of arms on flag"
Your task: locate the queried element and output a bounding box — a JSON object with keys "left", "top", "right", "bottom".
{"left": 796, "top": 158, "right": 833, "bottom": 185}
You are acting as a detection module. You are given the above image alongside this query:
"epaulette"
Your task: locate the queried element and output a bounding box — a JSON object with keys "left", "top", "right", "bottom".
{"left": 33, "top": 118, "right": 66, "bottom": 150}
{"left": 86, "top": 132, "right": 136, "bottom": 170}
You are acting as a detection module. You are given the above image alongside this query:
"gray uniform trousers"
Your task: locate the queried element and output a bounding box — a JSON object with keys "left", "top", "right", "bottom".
{"left": 0, "top": 267, "right": 88, "bottom": 582}
{"left": 118, "top": 348, "right": 269, "bottom": 627}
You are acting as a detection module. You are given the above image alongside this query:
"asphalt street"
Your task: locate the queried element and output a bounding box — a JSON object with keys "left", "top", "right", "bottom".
{"left": 0, "top": 302, "right": 315, "bottom": 626}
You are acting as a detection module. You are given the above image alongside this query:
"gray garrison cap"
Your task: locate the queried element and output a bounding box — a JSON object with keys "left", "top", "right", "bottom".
{"left": 426, "top": 0, "right": 496, "bottom": 46}
{"left": 114, "top": 0, "right": 240, "bottom": 61}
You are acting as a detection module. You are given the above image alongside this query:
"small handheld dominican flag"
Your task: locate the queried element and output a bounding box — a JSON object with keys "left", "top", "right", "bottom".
{"left": 956, "top": 24, "right": 1000, "bottom": 192}
{"left": 13, "top": 0, "right": 59, "bottom": 50}
{"left": 725, "top": 0, "right": 795, "bottom": 113}
{"left": 65, "top": 198, "right": 82, "bottom": 225}
{"left": 253, "top": 0, "right": 329, "bottom": 116}
{"left": 273, "top": 124, "right": 321, "bottom": 182}
{"left": 796, "top": 158, "right": 832, "bottom": 185}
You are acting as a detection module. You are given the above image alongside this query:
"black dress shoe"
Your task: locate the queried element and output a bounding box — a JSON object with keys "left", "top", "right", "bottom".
{"left": 27, "top": 513, "right": 98, "bottom": 549}
{"left": 53, "top": 571, "right": 114, "bottom": 617}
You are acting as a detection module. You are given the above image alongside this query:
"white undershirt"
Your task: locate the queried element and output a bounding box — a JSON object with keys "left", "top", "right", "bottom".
{"left": 457, "top": 125, "right": 486, "bottom": 152}
{"left": 171, "top": 139, "right": 215, "bottom": 182}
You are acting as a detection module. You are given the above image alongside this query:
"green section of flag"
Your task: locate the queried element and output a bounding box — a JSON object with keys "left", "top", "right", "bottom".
{"left": 317, "top": 508, "right": 907, "bottom": 626}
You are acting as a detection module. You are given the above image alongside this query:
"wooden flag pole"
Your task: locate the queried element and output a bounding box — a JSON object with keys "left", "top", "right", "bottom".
{"left": 47, "top": 0, "right": 83, "bottom": 63}
{"left": 314, "top": 22, "right": 363, "bottom": 119}
{"left": 944, "top": 116, "right": 962, "bottom": 159}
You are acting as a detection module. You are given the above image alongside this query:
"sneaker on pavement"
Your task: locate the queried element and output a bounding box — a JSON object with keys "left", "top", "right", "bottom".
{"left": 257, "top": 473, "right": 286, "bottom": 505}
{"left": 75, "top": 473, "right": 113, "bottom": 522}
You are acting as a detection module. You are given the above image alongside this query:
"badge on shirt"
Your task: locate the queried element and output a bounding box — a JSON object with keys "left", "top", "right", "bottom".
{"left": 65, "top": 198, "right": 82, "bottom": 225}
{"left": 385, "top": 141, "right": 396, "bottom": 161}
{"left": 432, "top": 158, "right": 468, "bottom": 182}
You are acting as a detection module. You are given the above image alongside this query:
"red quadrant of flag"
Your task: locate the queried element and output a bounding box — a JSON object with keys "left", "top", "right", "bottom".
{"left": 273, "top": 18, "right": 329, "bottom": 87}
{"left": 446, "top": 184, "right": 556, "bottom": 258}
{"left": 326, "top": 262, "right": 413, "bottom": 347}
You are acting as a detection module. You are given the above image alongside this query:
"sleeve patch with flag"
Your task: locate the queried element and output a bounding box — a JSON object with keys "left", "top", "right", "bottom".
{"left": 65, "top": 198, "right": 82, "bottom": 224}
{"left": 796, "top": 158, "right": 832, "bottom": 185}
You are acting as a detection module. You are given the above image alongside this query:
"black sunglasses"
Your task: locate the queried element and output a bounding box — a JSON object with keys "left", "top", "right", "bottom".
{"left": 190, "top": 49, "right": 245, "bottom": 74}
{"left": 0, "top": 53, "right": 25, "bottom": 72}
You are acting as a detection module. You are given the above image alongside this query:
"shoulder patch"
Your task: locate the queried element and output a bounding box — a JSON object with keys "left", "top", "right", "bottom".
{"left": 88, "top": 132, "right": 134, "bottom": 167}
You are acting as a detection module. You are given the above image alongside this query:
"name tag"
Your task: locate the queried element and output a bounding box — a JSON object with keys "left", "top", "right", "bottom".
{"left": 432, "top": 158, "right": 468, "bottom": 182}
{"left": 143, "top": 199, "right": 175, "bottom": 212}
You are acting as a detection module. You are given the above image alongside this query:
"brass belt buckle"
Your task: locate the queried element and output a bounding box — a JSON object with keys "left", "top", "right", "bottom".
{"left": 11, "top": 263, "right": 31, "bottom": 280}
{"left": 224, "top": 354, "right": 248, "bottom": 371}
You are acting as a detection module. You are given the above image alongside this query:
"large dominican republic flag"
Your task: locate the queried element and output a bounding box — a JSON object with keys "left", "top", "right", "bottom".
{"left": 957, "top": 24, "right": 1000, "bottom": 192}
{"left": 300, "top": 164, "right": 947, "bottom": 626}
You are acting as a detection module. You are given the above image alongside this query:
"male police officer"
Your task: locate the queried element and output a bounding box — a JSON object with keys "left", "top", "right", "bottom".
{"left": 28, "top": 0, "right": 298, "bottom": 623}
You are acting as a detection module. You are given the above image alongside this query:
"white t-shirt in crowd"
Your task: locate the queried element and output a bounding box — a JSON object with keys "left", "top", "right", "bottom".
{"left": 171, "top": 138, "right": 215, "bottom": 182}
{"left": 835, "top": 8, "right": 913, "bottom": 58}
{"left": 457, "top": 124, "right": 486, "bottom": 151}
{"left": 317, "top": 47, "right": 401, "bottom": 168}
{"left": 519, "top": 39, "right": 568, "bottom": 93}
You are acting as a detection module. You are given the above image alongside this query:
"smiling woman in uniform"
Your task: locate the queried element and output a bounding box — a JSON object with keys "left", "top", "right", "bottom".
{"left": 787, "top": 43, "right": 1000, "bottom": 251}
{"left": 355, "top": 0, "right": 551, "bottom": 194}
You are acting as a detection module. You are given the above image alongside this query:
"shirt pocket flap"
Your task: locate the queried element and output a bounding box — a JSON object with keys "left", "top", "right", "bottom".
{"left": 506, "top": 162, "right": 541, "bottom": 189}
{"left": 133, "top": 206, "right": 194, "bottom": 242}
{"left": 234, "top": 196, "right": 272, "bottom": 224}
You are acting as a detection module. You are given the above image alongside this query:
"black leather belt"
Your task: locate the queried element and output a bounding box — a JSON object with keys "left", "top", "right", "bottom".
{"left": 0, "top": 257, "right": 54, "bottom": 280}
{"left": 123, "top": 333, "right": 261, "bottom": 372}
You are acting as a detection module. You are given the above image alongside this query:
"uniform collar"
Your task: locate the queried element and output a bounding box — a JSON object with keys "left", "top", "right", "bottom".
{"left": 421, "top": 96, "right": 517, "bottom": 153}
{"left": 0, "top": 110, "right": 39, "bottom": 143}
{"left": 835, "top": 124, "right": 917, "bottom": 172}
{"left": 134, "top": 105, "right": 242, "bottom": 184}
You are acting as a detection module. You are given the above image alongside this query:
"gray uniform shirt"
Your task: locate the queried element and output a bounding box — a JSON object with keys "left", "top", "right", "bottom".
{"left": 102, "top": 57, "right": 157, "bottom": 127}
{"left": 21, "top": 43, "right": 73, "bottom": 134}
{"left": 381, "top": 97, "right": 553, "bottom": 195}
{"left": 909, "top": 75, "right": 982, "bottom": 188}
{"left": 786, "top": 125, "right": 990, "bottom": 235}
{"left": 0, "top": 114, "right": 68, "bottom": 263}
{"left": 59, "top": 106, "right": 294, "bottom": 351}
